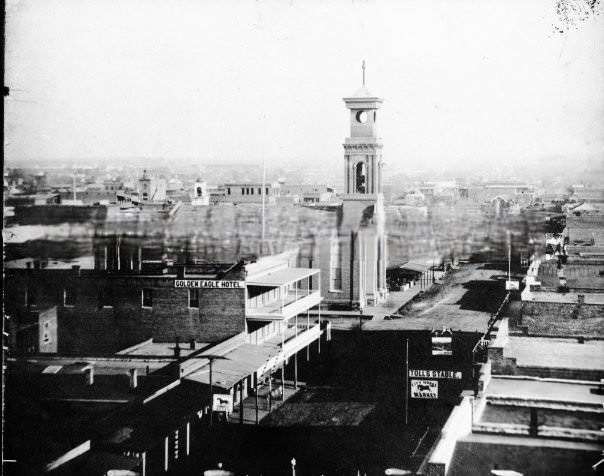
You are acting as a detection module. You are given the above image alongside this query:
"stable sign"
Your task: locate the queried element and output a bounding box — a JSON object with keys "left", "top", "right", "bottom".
{"left": 411, "top": 379, "right": 438, "bottom": 399}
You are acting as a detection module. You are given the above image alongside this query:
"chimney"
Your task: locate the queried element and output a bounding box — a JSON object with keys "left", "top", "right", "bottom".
{"left": 189, "top": 339, "right": 196, "bottom": 350}
{"left": 84, "top": 366, "right": 94, "bottom": 386}
{"left": 129, "top": 368, "right": 138, "bottom": 389}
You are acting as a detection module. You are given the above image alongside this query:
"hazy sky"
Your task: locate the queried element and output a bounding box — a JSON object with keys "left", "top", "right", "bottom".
{"left": 4, "top": 0, "right": 604, "bottom": 171}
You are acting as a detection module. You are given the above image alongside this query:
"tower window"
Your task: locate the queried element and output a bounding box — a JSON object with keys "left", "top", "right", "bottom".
{"left": 142, "top": 289, "right": 153, "bottom": 308}
{"left": 356, "top": 110, "right": 368, "bottom": 124}
{"left": 355, "top": 162, "right": 367, "bottom": 193}
{"left": 251, "top": 188, "right": 254, "bottom": 195}
{"left": 42, "top": 321, "right": 51, "bottom": 344}
{"left": 241, "top": 188, "right": 245, "bottom": 195}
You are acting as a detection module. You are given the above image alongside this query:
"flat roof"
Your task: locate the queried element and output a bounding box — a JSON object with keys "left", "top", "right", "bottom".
{"left": 485, "top": 377, "right": 604, "bottom": 406}
{"left": 261, "top": 402, "right": 376, "bottom": 427}
{"left": 185, "top": 343, "right": 279, "bottom": 389}
{"left": 117, "top": 341, "right": 209, "bottom": 357}
{"left": 400, "top": 261, "right": 431, "bottom": 273}
{"left": 458, "top": 432, "right": 603, "bottom": 450}
{"left": 247, "top": 267, "right": 319, "bottom": 286}
{"left": 505, "top": 336, "right": 604, "bottom": 371}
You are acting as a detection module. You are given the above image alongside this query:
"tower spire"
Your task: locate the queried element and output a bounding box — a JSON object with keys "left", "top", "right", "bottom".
{"left": 362, "top": 60, "right": 366, "bottom": 86}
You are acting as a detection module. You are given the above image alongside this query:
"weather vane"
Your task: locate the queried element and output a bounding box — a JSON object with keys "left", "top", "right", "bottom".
{"left": 362, "top": 60, "right": 366, "bottom": 86}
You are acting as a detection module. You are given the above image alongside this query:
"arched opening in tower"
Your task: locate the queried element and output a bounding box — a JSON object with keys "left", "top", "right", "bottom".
{"left": 355, "top": 162, "right": 367, "bottom": 193}
{"left": 196, "top": 186, "right": 203, "bottom": 197}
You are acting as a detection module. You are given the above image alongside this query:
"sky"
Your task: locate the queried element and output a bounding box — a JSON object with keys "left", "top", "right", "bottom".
{"left": 4, "top": 0, "right": 604, "bottom": 172}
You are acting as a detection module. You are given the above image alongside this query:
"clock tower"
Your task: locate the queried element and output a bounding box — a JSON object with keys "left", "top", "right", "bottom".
{"left": 342, "top": 66, "right": 384, "bottom": 201}
{"left": 320, "top": 63, "right": 388, "bottom": 309}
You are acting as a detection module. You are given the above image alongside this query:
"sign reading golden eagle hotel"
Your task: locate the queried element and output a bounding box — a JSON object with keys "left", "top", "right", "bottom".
{"left": 174, "top": 280, "right": 245, "bottom": 289}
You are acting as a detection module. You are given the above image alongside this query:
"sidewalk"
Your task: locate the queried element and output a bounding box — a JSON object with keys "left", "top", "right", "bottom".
{"left": 227, "top": 380, "right": 304, "bottom": 425}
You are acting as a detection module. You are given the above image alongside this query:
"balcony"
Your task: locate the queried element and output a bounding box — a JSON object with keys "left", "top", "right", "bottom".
{"left": 246, "top": 267, "right": 322, "bottom": 321}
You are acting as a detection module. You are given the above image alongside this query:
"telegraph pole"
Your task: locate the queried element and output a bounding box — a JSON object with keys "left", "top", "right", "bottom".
{"left": 405, "top": 338, "right": 409, "bottom": 425}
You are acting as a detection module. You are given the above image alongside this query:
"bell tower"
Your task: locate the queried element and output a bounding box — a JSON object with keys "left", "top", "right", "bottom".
{"left": 324, "top": 61, "right": 387, "bottom": 308}
{"left": 342, "top": 60, "right": 384, "bottom": 200}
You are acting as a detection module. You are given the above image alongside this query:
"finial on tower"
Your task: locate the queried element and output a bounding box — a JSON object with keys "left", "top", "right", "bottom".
{"left": 362, "top": 60, "right": 366, "bottom": 86}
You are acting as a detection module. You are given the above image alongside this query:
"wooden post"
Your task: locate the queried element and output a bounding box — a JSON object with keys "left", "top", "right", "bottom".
{"left": 268, "top": 376, "right": 272, "bottom": 412}
{"left": 239, "top": 380, "right": 244, "bottom": 424}
{"left": 209, "top": 359, "right": 213, "bottom": 426}
{"left": 281, "top": 362, "right": 285, "bottom": 400}
{"left": 529, "top": 407, "right": 538, "bottom": 437}
{"left": 405, "top": 338, "right": 409, "bottom": 425}
{"left": 255, "top": 374, "right": 259, "bottom": 424}
{"left": 294, "top": 352, "right": 298, "bottom": 389}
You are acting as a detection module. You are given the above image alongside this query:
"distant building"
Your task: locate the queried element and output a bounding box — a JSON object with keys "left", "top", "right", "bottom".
{"left": 136, "top": 169, "right": 167, "bottom": 202}
{"left": 222, "top": 182, "right": 277, "bottom": 205}
{"left": 191, "top": 178, "right": 210, "bottom": 206}
{"left": 277, "top": 183, "right": 336, "bottom": 204}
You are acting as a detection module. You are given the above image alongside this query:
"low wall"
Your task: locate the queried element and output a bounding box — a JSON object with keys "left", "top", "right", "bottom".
{"left": 424, "top": 396, "right": 473, "bottom": 476}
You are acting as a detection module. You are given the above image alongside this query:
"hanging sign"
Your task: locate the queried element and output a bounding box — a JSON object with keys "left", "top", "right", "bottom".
{"left": 411, "top": 380, "right": 438, "bottom": 399}
{"left": 213, "top": 394, "right": 233, "bottom": 412}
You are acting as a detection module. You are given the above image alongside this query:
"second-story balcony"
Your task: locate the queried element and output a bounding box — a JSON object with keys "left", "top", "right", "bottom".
{"left": 246, "top": 267, "right": 322, "bottom": 321}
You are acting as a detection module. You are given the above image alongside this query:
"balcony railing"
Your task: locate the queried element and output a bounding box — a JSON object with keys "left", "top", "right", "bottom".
{"left": 246, "top": 290, "right": 322, "bottom": 320}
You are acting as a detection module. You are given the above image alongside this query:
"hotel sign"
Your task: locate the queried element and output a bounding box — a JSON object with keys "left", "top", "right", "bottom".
{"left": 409, "top": 369, "right": 462, "bottom": 379}
{"left": 174, "top": 280, "right": 245, "bottom": 289}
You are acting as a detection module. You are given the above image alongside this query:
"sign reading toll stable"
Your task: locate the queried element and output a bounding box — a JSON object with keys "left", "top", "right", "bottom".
{"left": 409, "top": 369, "right": 462, "bottom": 379}
{"left": 174, "top": 280, "right": 245, "bottom": 289}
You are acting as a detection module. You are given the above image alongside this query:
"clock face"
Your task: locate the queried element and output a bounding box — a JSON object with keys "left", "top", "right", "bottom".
{"left": 356, "top": 110, "right": 368, "bottom": 124}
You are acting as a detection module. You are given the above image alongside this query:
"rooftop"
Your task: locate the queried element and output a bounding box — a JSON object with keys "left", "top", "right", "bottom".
{"left": 485, "top": 376, "right": 604, "bottom": 406}
{"left": 504, "top": 336, "right": 604, "bottom": 371}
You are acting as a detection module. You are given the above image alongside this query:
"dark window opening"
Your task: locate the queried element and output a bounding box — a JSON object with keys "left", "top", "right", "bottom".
{"left": 27, "top": 288, "right": 37, "bottom": 307}
{"left": 189, "top": 289, "right": 199, "bottom": 308}
{"left": 64, "top": 287, "right": 76, "bottom": 306}
{"left": 355, "top": 162, "right": 367, "bottom": 193}
{"left": 142, "top": 288, "right": 153, "bottom": 308}
{"left": 99, "top": 289, "right": 114, "bottom": 308}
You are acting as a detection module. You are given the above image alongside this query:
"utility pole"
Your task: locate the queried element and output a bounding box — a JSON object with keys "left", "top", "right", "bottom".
{"left": 405, "top": 338, "right": 409, "bottom": 425}
{"left": 209, "top": 358, "right": 214, "bottom": 426}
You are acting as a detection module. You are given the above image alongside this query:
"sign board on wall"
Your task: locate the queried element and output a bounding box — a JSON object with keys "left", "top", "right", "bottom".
{"left": 431, "top": 336, "right": 452, "bottom": 355}
{"left": 409, "top": 369, "right": 462, "bottom": 379}
{"left": 212, "top": 394, "right": 233, "bottom": 412}
{"left": 411, "top": 380, "right": 438, "bottom": 399}
{"left": 175, "top": 280, "right": 245, "bottom": 289}
{"left": 505, "top": 280, "right": 519, "bottom": 291}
